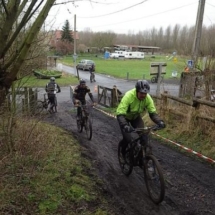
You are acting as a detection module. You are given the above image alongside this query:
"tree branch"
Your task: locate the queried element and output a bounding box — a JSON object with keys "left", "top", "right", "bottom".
{"left": 0, "top": 0, "right": 21, "bottom": 58}
{"left": 1, "top": 1, "right": 41, "bottom": 58}
{"left": 4, "top": 0, "right": 56, "bottom": 85}
{"left": 1, "top": 0, "right": 9, "bottom": 15}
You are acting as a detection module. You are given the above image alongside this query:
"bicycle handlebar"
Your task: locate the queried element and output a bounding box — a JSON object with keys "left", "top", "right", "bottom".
{"left": 132, "top": 125, "right": 162, "bottom": 133}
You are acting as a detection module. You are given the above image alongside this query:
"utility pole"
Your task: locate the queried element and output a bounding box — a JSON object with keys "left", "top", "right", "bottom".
{"left": 73, "top": 14, "right": 77, "bottom": 76}
{"left": 191, "top": 0, "right": 206, "bottom": 69}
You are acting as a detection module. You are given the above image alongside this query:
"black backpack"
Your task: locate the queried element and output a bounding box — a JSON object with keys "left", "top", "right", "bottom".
{"left": 47, "top": 82, "right": 55, "bottom": 92}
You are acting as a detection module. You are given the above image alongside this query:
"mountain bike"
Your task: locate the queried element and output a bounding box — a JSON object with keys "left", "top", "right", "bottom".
{"left": 36, "top": 93, "right": 58, "bottom": 114}
{"left": 76, "top": 103, "right": 93, "bottom": 140}
{"left": 118, "top": 125, "right": 165, "bottom": 204}
{"left": 36, "top": 93, "right": 49, "bottom": 113}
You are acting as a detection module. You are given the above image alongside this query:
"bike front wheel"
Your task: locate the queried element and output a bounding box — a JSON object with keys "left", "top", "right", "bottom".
{"left": 35, "top": 101, "right": 47, "bottom": 114}
{"left": 77, "top": 118, "right": 83, "bottom": 133}
{"left": 144, "top": 155, "right": 165, "bottom": 204}
{"left": 118, "top": 140, "right": 133, "bottom": 176}
{"left": 85, "top": 117, "right": 92, "bottom": 140}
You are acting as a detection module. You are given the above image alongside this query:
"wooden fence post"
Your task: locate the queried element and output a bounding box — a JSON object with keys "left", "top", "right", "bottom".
{"left": 23, "top": 87, "right": 28, "bottom": 113}
{"left": 29, "top": 88, "right": 35, "bottom": 114}
{"left": 111, "top": 85, "right": 117, "bottom": 107}
{"left": 186, "top": 106, "right": 195, "bottom": 130}
{"left": 161, "top": 92, "right": 168, "bottom": 120}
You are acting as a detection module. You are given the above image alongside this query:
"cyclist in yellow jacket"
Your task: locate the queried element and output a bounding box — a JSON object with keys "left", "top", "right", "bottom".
{"left": 116, "top": 80, "right": 165, "bottom": 155}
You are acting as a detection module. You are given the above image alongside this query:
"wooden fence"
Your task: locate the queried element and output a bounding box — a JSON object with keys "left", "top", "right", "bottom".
{"left": 152, "top": 92, "right": 215, "bottom": 129}
{"left": 7, "top": 87, "right": 38, "bottom": 114}
{"left": 97, "top": 85, "right": 122, "bottom": 107}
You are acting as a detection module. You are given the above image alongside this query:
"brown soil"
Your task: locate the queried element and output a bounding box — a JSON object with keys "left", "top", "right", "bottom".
{"left": 44, "top": 101, "right": 215, "bottom": 215}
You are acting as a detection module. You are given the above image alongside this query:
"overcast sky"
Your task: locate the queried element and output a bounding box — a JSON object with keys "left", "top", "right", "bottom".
{"left": 46, "top": 0, "right": 215, "bottom": 34}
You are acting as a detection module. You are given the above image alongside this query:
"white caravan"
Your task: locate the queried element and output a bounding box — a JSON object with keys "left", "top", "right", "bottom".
{"left": 110, "top": 51, "right": 144, "bottom": 59}
{"left": 123, "top": 51, "right": 144, "bottom": 59}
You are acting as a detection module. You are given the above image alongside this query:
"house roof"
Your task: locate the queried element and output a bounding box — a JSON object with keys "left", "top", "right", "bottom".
{"left": 113, "top": 44, "right": 160, "bottom": 50}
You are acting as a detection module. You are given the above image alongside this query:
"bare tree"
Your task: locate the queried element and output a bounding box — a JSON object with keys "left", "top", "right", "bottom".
{"left": 172, "top": 24, "right": 180, "bottom": 51}
{"left": 0, "top": 0, "right": 56, "bottom": 107}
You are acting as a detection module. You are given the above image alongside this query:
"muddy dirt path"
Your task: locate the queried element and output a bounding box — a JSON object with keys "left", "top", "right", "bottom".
{"left": 45, "top": 101, "right": 215, "bottom": 215}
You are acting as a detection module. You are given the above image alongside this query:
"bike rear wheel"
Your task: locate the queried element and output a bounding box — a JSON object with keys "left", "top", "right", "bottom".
{"left": 85, "top": 116, "right": 92, "bottom": 140}
{"left": 144, "top": 155, "right": 165, "bottom": 204}
{"left": 118, "top": 140, "right": 133, "bottom": 176}
{"left": 151, "top": 76, "right": 157, "bottom": 83}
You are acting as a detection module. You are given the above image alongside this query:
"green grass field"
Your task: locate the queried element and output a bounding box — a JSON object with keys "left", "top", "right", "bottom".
{"left": 16, "top": 72, "right": 79, "bottom": 88}
{"left": 60, "top": 54, "right": 189, "bottom": 80}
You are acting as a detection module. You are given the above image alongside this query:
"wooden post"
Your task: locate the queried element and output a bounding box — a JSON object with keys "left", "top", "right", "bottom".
{"left": 104, "top": 88, "right": 107, "bottom": 106}
{"left": 111, "top": 85, "right": 117, "bottom": 107}
{"left": 156, "top": 63, "right": 162, "bottom": 97}
{"left": 34, "top": 89, "right": 38, "bottom": 101}
{"left": 11, "top": 83, "right": 16, "bottom": 112}
{"left": 24, "top": 87, "right": 28, "bottom": 113}
{"left": 29, "top": 88, "right": 35, "bottom": 114}
{"left": 22, "top": 98, "right": 25, "bottom": 113}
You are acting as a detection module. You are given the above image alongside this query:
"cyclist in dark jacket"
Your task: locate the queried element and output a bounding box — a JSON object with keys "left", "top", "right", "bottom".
{"left": 73, "top": 79, "right": 95, "bottom": 120}
{"left": 116, "top": 80, "right": 165, "bottom": 155}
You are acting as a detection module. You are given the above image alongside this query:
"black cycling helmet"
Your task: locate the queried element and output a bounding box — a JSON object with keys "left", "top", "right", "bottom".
{"left": 79, "top": 79, "right": 86, "bottom": 84}
{"left": 135, "top": 80, "right": 150, "bottom": 93}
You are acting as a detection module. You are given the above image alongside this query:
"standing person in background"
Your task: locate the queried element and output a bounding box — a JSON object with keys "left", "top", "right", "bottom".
{"left": 73, "top": 79, "right": 95, "bottom": 120}
{"left": 89, "top": 64, "right": 96, "bottom": 82}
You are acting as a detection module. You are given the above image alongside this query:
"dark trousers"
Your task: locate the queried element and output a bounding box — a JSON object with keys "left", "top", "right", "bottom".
{"left": 119, "top": 115, "right": 147, "bottom": 152}
{"left": 77, "top": 100, "right": 86, "bottom": 116}
{"left": 48, "top": 94, "right": 56, "bottom": 107}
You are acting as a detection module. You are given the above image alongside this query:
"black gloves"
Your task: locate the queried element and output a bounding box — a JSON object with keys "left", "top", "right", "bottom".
{"left": 123, "top": 125, "right": 133, "bottom": 133}
{"left": 157, "top": 120, "right": 166, "bottom": 128}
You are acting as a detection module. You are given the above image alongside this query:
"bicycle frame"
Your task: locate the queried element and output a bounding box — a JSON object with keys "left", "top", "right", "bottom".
{"left": 79, "top": 105, "right": 89, "bottom": 121}
{"left": 76, "top": 104, "right": 93, "bottom": 140}
{"left": 118, "top": 125, "right": 165, "bottom": 204}
{"left": 125, "top": 127, "right": 154, "bottom": 166}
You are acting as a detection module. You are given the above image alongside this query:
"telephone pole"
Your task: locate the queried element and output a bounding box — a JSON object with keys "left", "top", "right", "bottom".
{"left": 73, "top": 14, "right": 77, "bottom": 76}
{"left": 191, "top": 0, "right": 206, "bottom": 69}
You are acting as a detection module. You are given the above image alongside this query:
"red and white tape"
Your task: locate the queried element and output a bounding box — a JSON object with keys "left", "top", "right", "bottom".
{"left": 94, "top": 107, "right": 215, "bottom": 164}
{"left": 93, "top": 106, "right": 116, "bottom": 118}
{"left": 153, "top": 133, "right": 215, "bottom": 164}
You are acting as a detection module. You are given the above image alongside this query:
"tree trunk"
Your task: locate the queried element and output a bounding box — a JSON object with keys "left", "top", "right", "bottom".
{"left": 0, "top": 0, "right": 56, "bottom": 107}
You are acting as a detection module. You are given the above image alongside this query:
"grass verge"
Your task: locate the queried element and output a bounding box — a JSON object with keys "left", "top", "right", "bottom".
{"left": 16, "top": 72, "right": 79, "bottom": 88}
{"left": 0, "top": 119, "right": 114, "bottom": 215}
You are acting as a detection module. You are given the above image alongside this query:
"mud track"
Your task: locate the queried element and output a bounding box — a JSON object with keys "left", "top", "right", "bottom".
{"left": 45, "top": 101, "right": 215, "bottom": 215}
